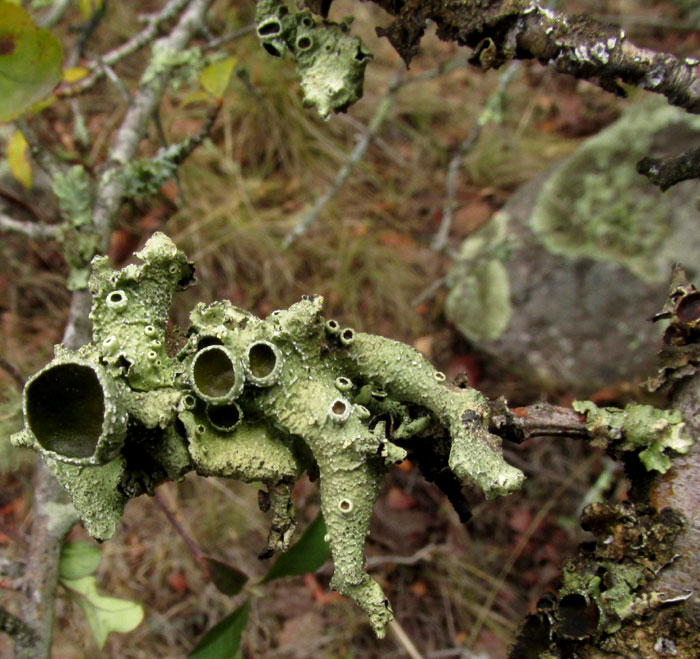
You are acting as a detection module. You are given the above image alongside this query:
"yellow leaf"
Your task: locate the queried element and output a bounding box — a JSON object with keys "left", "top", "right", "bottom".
{"left": 63, "top": 66, "right": 89, "bottom": 83}
{"left": 179, "top": 89, "right": 214, "bottom": 108}
{"left": 79, "top": 0, "right": 103, "bottom": 21}
{"left": 7, "top": 129, "right": 31, "bottom": 189}
{"left": 199, "top": 57, "right": 236, "bottom": 100}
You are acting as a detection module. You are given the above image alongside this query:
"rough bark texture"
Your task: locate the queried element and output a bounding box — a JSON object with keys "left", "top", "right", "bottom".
{"left": 638, "top": 145, "right": 700, "bottom": 191}
{"left": 362, "top": 0, "right": 700, "bottom": 113}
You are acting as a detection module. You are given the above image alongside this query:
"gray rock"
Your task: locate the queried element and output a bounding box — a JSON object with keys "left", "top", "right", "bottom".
{"left": 445, "top": 100, "right": 700, "bottom": 394}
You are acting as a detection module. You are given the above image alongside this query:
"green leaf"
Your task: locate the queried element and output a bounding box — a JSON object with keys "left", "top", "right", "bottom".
{"left": 59, "top": 541, "right": 101, "bottom": 580}
{"left": 205, "top": 557, "right": 248, "bottom": 596}
{"left": 260, "top": 512, "right": 329, "bottom": 584}
{"left": 199, "top": 57, "right": 236, "bottom": 99}
{"left": 7, "top": 129, "right": 31, "bottom": 188}
{"left": 0, "top": 2, "right": 63, "bottom": 122}
{"left": 62, "top": 575, "right": 144, "bottom": 649}
{"left": 189, "top": 599, "right": 250, "bottom": 659}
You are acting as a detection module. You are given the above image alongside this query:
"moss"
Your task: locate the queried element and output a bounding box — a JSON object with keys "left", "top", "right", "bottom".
{"left": 573, "top": 400, "right": 693, "bottom": 473}
{"left": 13, "top": 232, "right": 524, "bottom": 637}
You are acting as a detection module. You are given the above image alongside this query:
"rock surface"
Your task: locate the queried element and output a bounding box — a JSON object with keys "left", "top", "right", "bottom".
{"left": 445, "top": 100, "right": 700, "bottom": 394}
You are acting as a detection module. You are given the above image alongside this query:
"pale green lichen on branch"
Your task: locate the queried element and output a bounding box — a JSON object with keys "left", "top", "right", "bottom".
{"left": 11, "top": 232, "right": 523, "bottom": 637}
{"left": 573, "top": 400, "right": 692, "bottom": 473}
{"left": 255, "top": 0, "right": 372, "bottom": 119}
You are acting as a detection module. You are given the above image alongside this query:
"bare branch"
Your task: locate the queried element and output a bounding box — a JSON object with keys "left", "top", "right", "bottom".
{"left": 92, "top": 0, "right": 216, "bottom": 250}
{"left": 637, "top": 146, "right": 700, "bottom": 191}
{"left": 0, "top": 214, "right": 61, "bottom": 241}
{"left": 368, "top": 0, "right": 700, "bottom": 114}
{"left": 58, "top": 0, "right": 192, "bottom": 97}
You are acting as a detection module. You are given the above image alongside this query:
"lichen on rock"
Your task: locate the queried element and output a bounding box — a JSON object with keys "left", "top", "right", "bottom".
{"left": 255, "top": 0, "right": 372, "bottom": 119}
{"left": 11, "top": 232, "right": 523, "bottom": 637}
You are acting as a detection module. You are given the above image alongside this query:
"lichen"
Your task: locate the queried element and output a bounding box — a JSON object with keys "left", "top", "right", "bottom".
{"left": 529, "top": 100, "right": 700, "bottom": 283}
{"left": 573, "top": 400, "right": 693, "bottom": 473}
{"left": 445, "top": 210, "right": 514, "bottom": 342}
{"left": 255, "top": 0, "right": 372, "bottom": 119}
{"left": 11, "top": 232, "right": 523, "bottom": 637}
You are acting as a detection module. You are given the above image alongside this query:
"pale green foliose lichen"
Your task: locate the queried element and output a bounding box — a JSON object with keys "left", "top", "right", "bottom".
{"left": 11, "top": 232, "right": 523, "bottom": 637}
{"left": 255, "top": 0, "right": 372, "bottom": 119}
{"left": 445, "top": 210, "right": 514, "bottom": 342}
{"left": 530, "top": 100, "right": 700, "bottom": 283}
{"left": 573, "top": 400, "right": 693, "bottom": 473}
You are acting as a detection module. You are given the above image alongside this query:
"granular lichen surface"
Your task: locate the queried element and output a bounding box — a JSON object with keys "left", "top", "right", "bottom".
{"left": 12, "top": 232, "right": 523, "bottom": 637}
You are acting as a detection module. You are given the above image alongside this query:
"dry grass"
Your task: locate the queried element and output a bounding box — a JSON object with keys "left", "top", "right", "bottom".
{"left": 1, "top": 0, "right": 693, "bottom": 656}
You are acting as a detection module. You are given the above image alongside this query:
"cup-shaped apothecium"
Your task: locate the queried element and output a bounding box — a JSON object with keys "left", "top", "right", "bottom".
{"left": 20, "top": 354, "right": 127, "bottom": 465}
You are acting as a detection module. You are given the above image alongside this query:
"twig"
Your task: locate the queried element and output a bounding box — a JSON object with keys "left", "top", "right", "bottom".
{"left": 389, "top": 619, "right": 424, "bottom": 659}
{"left": 12, "top": 120, "right": 66, "bottom": 180}
{"left": 369, "top": 0, "right": 700, "bottom": 113}
{"left": 58, "top": 0, "right": 192, "bottom": 97}
{"left": 37, "top": 0, "right": 71, "bottom": 29}
{"left": 152, "top": 491, "right": 205, "bottom": 562}
{"left": 432, "top": 62, "right": 520, "bottom": 252}
{"left": 637, "top": 145, "right": 700, "bottom": 190}
{"left": 282, "top": 69, "right": 404, "bottom": 249}
{"left": 91, "top": 0, "right": 216, "bottom": 250}
{"left": 0, "top": 213, "right": 61, "bottom": 241}
{"left": 365, "top": 543, "right": 438, "bottom": 569}
{"left": 465, "top": 454, "right": 598, "bottom": 648}
{"left": 204, "top": 23, "right": 256, "bottom": 50}
{"left": 0, "top": 354, "right": 24, "bottom": 391}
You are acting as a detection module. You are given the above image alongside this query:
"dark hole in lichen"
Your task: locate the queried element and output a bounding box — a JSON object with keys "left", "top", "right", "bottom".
{"left": 297, "top": 36, "right": 312, "bottom": 50}
{"left": 302, "top": 17, "right": 314, "bottom": 27}
{"left": 177, "top": 263, "right": 195, "bottom": 289}
{"left": 325, "top": 44, "right": 332, "bottom": 51}
{"left": 663, "top": 325, "right": 686, "bottom": 345}
{"left": 193, "top": 348, "right": 236, "bottom": 398}
{"left": 676, "top": 292, "right": 700, "bottom": 324}
{"left": 332, "top": 400, "right": 346, "bottom": 415}
{"left": 263, "top": 42, "right": 282, "bottom": 57}
{"left": 27, "top": 364, "right": 105, "bottom": 459}
{"left": 258, "top": 21, "right": 281, "bottom": 36}
{"left": 555, "top": 593, "right": 599, "bottom": 639}
{"left": 340, "top": 499, "right": 351, "bottom": 511}
{"left": 108, "top": 291, "right": 124, "bottom": 304}
{"left": 369, "top": 413, "right": 393, "bottom": 437}
{"left": 277, "top": 5, "right": 288, "bottom": 17}
{"left": 197, "top": 336, "right": 224, "bottom": 350}
{"left": 116, "top": 355, "right": 132, "bottom": 374}
{"left": 509, "top": 612, "right": 552, "bottom": 659}
{"left": 342, "top": 329, "right": 354, "bottom": 341}
{"left": 207, "top": 403, "right": 241, "bottom": 430}
{"left": 355, "top": 48, "right": 370, "bottom": 61}
{"left": 248, "top": 343, "right": 277, "bottom": 378}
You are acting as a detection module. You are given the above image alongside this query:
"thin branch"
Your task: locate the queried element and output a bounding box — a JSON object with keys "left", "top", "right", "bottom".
{"left": 152, "top": 491, "right": 205, "bottom": 562}
{"left": 203, "top": 23, "right": 256, "bottom": 51}
{"left": 36, "top": 0, "right": 71, "bottom": 29}
{"left": 432, "top": 61, "right": 520, "bottom": 252}
{"left": 58, "top": 0, "right": 191, "bottom": 98}
{"left": 282, "top": 70, "right": 404, "bottom": 249}
{"left": 12, "top": 120, "right": 66, "bottom": 180}
{"left": 91, "top": 0, "right": 216, "bottom": 250}
{"left": 637, "top": 146, "right": 700, "bottom": 191}
{"left": 369, "top": 0, "right": 700, "bottom": 114}
{"left": 0, "top": 213, "right": 61, "bottom": 241}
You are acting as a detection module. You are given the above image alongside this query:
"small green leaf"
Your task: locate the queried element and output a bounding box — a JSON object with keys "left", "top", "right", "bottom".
{"left": 62, "top": 576, "right": 144, "bottom": 649}
{"left": 261, "top": 512, "right": 329, "bottom": 584}
{"left": 59, "top": 541, "right": 101, "bottom": 580}
{"left": 205, "top": 557, "right": 248, "bottom": 596}
{"left": 7, "top": 129, "right": 31, "bottom": 188}
{"left": 189, "top": 599, "right": 250, "bottom": 659}
{"left": 199, "top": 57, "right": 236, "bottom": 99}
{"left": 0, "top": 2, "right": 63, "bottom": 122}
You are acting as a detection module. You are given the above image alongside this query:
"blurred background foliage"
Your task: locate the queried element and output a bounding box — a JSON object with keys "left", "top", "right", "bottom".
{"left": 0, "top": 0, "right": 698, "bottom": 656}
